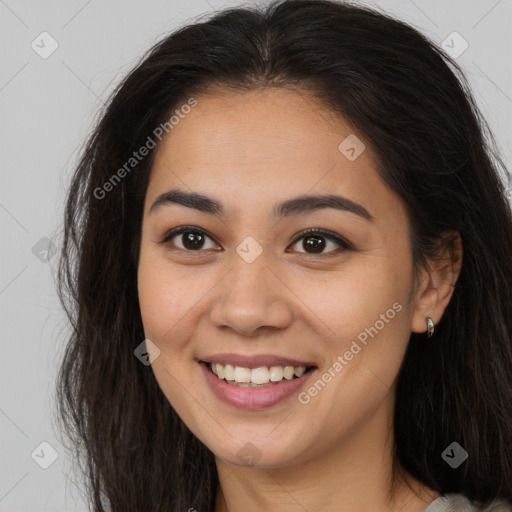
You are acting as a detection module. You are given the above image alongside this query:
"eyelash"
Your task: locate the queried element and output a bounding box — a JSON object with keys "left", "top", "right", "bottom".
{"left": 158, "top": 225, "right": 353, "bottom": 257}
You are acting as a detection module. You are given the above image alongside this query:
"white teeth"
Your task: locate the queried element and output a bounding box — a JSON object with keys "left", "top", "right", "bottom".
{"left": 251, "top": 367, "right": 270, "bottom": 384}
{"left": 234, "top": 366, "right": 251, "bottom": 382}
{"left": 269, "top": 366, "right": 284, "bottom": 381}
{"left": 208, "top": 362, "right": 309, "bottom": 384}
{"left": 216, "top": 363, "right": 225, "bottom": 379}
{"left": 283, "top": 366, "right": 295, "bottom": 380}
{"left": 294, "top": 366, "right": 306, "bottom": 377}
{"left": 224, "top": 364, "right": 235, "bottom": 381}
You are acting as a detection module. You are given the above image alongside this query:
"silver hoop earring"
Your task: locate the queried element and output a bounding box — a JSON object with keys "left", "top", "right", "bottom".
{"left": 426, "top": 317, "right": 435, "bottom": 338}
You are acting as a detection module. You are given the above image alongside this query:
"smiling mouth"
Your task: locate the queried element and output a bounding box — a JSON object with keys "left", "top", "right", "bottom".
{"left": 201, "top": 361, "right": 317, "bottom": 387}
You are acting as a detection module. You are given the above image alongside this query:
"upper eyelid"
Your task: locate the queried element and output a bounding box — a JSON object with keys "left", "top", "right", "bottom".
{"left": 289, "top": 228, "right": 351, "bottom": 247}
{"left": 160, "top": 226, "right": 216, "bottom": 244}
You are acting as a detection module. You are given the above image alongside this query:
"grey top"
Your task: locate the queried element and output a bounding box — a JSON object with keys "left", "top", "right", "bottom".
{"left": 423, "top": 494, "right": 512, "bottom": 512}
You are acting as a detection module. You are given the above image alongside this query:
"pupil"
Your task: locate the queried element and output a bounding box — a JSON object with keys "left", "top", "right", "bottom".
{"left": 183, "top": 231, "right": 204, "bottom": 250}
{"left": 304, "top": 235, "right": 325, "bottom": 253}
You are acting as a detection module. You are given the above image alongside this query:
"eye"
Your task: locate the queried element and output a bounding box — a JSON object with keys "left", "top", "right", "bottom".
{"left": 287, "top": 228, "right": 352, "bottom": 256}
{"left": 159, "top": 226, "right": 352, "bottom": 256}
{"left": 159, "top": 226, "right": 219, "bottom": 252}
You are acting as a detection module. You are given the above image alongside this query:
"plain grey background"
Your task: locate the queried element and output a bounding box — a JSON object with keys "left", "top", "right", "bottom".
{"left": 1, "top": 0, "right": 511, "bottom": 510}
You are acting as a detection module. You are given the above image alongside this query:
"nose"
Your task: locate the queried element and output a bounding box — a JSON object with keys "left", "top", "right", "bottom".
{"left": 209, "top": 251, "right": 294, "bottom": 337}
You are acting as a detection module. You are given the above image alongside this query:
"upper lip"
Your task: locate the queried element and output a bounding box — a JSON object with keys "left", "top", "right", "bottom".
{"left": 198, "top": 353, "right": 317, "bottom": 369}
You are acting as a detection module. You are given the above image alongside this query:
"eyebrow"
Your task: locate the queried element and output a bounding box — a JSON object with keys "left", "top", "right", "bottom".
{"left": 150, "top": 188, "right": 374, "bottom": 221}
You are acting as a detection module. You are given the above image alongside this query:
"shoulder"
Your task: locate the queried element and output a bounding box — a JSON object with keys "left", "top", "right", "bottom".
{"left": 423, "top": 494, "right": 512, "bottom": 512}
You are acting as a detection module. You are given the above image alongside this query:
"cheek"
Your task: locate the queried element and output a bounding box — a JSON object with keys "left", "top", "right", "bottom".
{"left": 137, "top": 242, "right": 192, "bottom": 347}
{"left": 308, "top": 265, "right": 408, "bottom": 334}
{"left": 137, "top": 237, "right": 204, "bottom": 333}
{"left": 302, "top": 257, "right": 413, "bottom": 382}
{"left": 137, "top": 249, "right": 203, "bottom": 420}
{"left": 138, "top": 265, "right": 175, "bottom": 340}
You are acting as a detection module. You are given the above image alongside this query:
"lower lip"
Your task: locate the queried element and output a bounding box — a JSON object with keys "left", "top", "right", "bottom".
{"left": 199, "top": 361, "right": 316, "bottom": 410}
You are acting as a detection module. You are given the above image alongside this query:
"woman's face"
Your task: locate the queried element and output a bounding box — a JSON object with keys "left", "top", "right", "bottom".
{"left": 137, "top": 87, "right": 419, "bottom": 468}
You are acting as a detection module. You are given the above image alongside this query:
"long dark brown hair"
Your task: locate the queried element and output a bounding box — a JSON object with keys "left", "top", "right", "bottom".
{"left": 55, "top": 1, "right": 512, "bottom": 510}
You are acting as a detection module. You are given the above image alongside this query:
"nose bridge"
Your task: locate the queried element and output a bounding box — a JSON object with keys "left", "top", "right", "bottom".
{"left": 229, "top": 243, "right": 270, "bottom": 296}
{"left": 209, "top": 241, "right": 293, "bottom": 335}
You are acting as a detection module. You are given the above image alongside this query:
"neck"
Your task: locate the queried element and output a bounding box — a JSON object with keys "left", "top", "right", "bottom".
{"left": 213, "top": 395, "right": 440, "bottom": 512}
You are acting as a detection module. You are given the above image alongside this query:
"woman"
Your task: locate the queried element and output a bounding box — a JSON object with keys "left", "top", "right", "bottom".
{"left": 55, "top": 0, "right": 512, "bottom": 510}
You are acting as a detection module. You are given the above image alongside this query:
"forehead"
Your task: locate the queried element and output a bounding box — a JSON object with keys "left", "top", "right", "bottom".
{"left": 157, "top": 87, "right": 356, "bottom": 169}
{"left": 146, "top": 87, "right": 404, "bottom": 223}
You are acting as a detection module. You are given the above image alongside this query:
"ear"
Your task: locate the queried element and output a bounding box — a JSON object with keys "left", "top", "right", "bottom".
{"left": 411, "top": 231, "right": 463, "bottom": 334}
